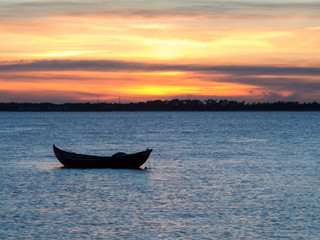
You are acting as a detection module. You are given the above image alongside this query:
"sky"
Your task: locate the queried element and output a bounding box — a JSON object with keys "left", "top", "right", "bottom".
{"left": 0, "top": 0, "right": 319, "bottom": 103}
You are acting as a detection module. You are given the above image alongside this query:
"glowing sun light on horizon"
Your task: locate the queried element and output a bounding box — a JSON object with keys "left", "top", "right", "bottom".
{"left": 118, "top": 85, "right": 200, "bottom": 96}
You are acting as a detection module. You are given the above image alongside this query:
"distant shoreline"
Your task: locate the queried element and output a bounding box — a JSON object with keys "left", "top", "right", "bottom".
{"left": 1, "top": 99, "right": 320, "bottom": 111}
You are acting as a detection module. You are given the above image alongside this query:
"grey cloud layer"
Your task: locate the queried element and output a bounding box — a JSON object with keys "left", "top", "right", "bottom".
{"left": 1, "top": 60, "right": 319, "bottom": 94}
{"left": 1, "top": 1, "right": 319, "bottom": 20}
{"left": 1, "top": 60, "right": 319, "bottom": 76}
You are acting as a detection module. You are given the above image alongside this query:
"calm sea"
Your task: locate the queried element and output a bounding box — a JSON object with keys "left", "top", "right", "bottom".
{"left": 0, "top": 111, "right": 319, "bottom": 239}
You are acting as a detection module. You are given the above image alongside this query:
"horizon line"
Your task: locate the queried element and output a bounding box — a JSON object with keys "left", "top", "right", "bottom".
{"left": 1, "top": 98, "right": 319, "bottom": 105}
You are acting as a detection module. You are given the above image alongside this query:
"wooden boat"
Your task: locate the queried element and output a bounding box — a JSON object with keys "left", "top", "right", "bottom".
{"left": 53, "top": 145, "right": 152, "bottom": 169}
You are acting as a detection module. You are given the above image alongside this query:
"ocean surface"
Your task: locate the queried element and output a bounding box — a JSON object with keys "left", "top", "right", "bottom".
{"left": 0, "top": 111, "right": 319, "bottom": 239}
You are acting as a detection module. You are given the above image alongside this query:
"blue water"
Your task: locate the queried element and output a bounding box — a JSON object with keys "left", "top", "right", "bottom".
{"left": 0, "top": 111, "right": 319, "bottom": 239}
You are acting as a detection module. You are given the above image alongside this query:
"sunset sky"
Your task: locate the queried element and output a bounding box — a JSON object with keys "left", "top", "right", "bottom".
{"left": 1, "top": 0, "right": 320, "bottom": 103}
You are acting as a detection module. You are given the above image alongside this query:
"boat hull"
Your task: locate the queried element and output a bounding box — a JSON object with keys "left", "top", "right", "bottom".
{"left": 53, "top": 145, "right": 152, "bottom": 169}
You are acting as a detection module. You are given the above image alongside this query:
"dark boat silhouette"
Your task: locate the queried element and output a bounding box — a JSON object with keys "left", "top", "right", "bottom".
{"left": 53, "top": 145, "right": 152, "bottom": 169}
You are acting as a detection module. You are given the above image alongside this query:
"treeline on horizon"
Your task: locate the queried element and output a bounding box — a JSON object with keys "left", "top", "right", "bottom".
{"left": 1, "top": 99, "right": 320, "bottom": 111}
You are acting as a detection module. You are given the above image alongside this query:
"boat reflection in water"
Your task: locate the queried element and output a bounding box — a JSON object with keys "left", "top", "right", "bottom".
{"left": 53, "top": 145, "right": 152, "bottom": 169}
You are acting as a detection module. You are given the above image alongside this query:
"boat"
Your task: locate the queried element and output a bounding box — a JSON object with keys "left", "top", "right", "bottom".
{"left": 53, "top": 145, "right": 152, "bottom": 169}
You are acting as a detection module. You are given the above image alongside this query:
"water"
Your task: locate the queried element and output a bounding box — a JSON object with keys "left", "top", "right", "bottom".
{"left": 0, "top": 111, "right": 319, "bottom": 239}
